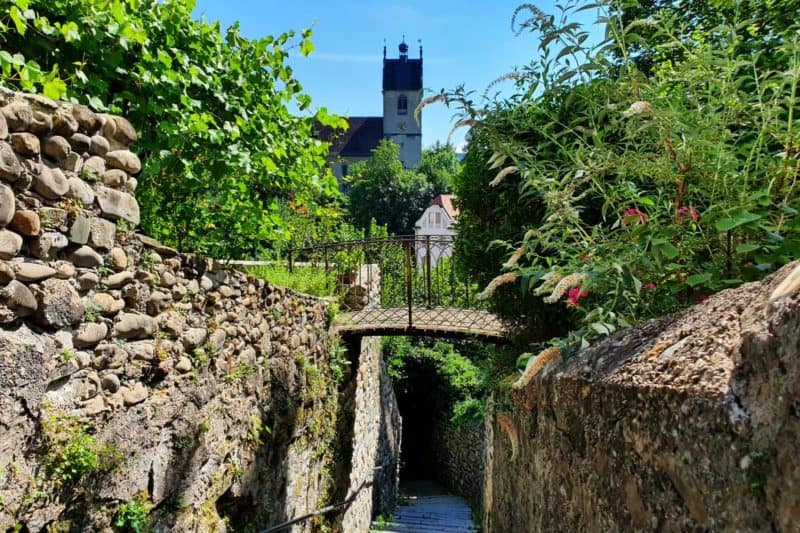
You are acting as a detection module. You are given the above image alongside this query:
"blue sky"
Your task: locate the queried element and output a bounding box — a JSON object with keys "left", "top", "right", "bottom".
{"left": 192, "top": 1, "right": 597, "bottom": 150}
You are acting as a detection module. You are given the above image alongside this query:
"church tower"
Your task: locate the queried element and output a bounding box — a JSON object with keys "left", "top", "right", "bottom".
{"left": 382, "top": 38, "right": 423, "bottom": 169}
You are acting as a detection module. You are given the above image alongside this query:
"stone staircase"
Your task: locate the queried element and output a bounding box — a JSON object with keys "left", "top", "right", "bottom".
{"left": 372, "top": 481, "right": 478, "bottom": 532}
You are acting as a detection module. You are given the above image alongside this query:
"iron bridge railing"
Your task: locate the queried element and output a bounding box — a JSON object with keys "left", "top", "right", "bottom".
{"left": 288, "top": 235, "right": 505, "bottom": 337}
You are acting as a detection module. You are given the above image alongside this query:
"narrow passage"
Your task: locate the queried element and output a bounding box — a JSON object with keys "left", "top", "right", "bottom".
{"left": 371, "top": 481, "right": 478, "bottom": 532}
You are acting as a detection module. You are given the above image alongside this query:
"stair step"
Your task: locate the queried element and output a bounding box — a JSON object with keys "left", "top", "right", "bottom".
{"left": 371, "top": 482, "right": 477, "bottom": 533}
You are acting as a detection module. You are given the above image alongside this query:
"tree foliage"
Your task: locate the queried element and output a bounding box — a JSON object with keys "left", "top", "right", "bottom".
{"left": 612, "top": 0, "right": 800, "bottom": 73}
{"left": 440, "top": 1, "right": 800, "bottom": 361}
{"left": 383, "top": 336, "right": 490, "bottom": 425}
{"left": 0, "top": 0, "right": 347, "bottom": 257}
{"left": 347, "top": 139, "right": 433, "bottom": 235}
{"left": 417, "top": 141, "right": 460, "bottom": 195}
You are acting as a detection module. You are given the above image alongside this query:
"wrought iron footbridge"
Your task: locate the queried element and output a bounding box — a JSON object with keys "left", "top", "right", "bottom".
{"left": 289, "top": 235, "right": 510, "bottom": 340}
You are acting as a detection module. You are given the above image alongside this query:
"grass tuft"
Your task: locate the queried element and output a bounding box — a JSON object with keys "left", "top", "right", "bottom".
{"left": 247, "top": 264, "right": 334, "bottom": 297}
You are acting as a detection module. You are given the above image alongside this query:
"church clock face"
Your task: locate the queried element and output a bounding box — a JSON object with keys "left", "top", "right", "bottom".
{"left": 398, "top": 120, "right": 408, "bottom": 132}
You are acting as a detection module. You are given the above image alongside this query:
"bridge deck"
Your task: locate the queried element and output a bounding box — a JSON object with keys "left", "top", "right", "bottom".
{"left": 332, "top": 306, "right": 509, "bottom": 340}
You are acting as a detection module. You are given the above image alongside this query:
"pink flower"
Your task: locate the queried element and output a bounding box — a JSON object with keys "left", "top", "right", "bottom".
{"left": 622, "top": 207, "right": 648, "bottom": 225}
{"left": 643, "top": 282, "right": 656, "bottom": 290}
{"left": 677, "top": 206, "right": 699, "bottom": 223}
{"left": 697, "top": 294, "right": 709, "bottom": 303}
{"left": 566, "top": 285, "right": 589, "bottom": 307}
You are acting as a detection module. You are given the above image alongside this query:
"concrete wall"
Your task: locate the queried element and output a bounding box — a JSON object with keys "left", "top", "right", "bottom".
{"left": 483, "top": 261, "right": 800, "bottom": 532}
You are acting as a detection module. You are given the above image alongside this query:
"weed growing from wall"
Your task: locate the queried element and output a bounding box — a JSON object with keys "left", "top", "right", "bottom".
{"left": 40, "top": 410, "right": 123, "bottom": 487}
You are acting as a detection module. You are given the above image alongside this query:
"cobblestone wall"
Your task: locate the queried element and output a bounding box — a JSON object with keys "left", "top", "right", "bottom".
{"left": 0, "top": 89, "right": 399, "bottom": 532}
{"left": 483, "top": 262, "right": 800, "bottom": 532}
{"left": 432, "top": 420, "right": 484, "bottom": 508}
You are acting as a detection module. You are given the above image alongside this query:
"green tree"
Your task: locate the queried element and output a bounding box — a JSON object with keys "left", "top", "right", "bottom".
{"left": 0, "top": 0, "right": 347, "bottom": 257}
{"left": 438, "top": 2, "right": 800, "bottom": 363}
{"left": 604, "top": 0, "right": 800, "bottom": 73}
{"left": 417, "top": 142, "right": 460, "bottom": 195}
{"left": 347, "top": 139, "right": 433, "bottom": 235}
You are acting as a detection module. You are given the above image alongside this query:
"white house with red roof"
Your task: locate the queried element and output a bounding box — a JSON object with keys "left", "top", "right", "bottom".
{"left": 414, "top": 194, "right": 458, "bottom": 265}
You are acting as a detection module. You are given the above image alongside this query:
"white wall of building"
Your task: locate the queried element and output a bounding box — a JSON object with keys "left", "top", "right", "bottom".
{"left": 383, "top": 91, "right": 422, "bottom": 169}
{"left": 414, "top": 205, "right": 456, "bottom": 266}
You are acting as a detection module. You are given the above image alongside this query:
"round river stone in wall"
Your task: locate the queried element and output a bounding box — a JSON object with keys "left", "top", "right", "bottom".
{"left": 96, "top": 185, "right": 140, "bottom": 225}
{"left": 104, "top": 270, "right": 134, "bottom": 289}
{"left": 181, "top": 327, "right": 207, "bottom": 350}
{"left": 9, "top": 210, "right": 40, "bottom": 236}
{"left": 102, "top": 169, "right": 127, "bottom": 188}
{"left": 114, "top": 312, "right": 158, "bottom": 340}
{"left": 34, "top": 278, "right": 84, "bottom": 328}
{"left": 9, "top": 132, "right": 39, "bottom": 157}
{"left": 2, "top": 101, "right": 33, "bottom": 131}
{"left": 59, "top": 152, "right": 83, "bottom": 173}
{"left": 74, "top": 322, "right": 109, "bottom": 348}
{"left": 71, "top": 245, "right": 104, "bottom": 268}
{"left": 53, "top": 110, "right": 78, "bottom": 137}
{"left": 33, "top": 166, "right": 69, "bottom": 200}
{"left": 0, "top": 141, "right": 21, "bottom": 182}
{"left": 0, "top": 280, "right": 37, "bottom": 316}
{"left": 13, "top": 262, "right": 57, "bottom": 282}
{"left": 108, "top": 247, "right": 128, "bottom": 270}
{"left": 0, "top": 229, "right": 22, "bottom": 259}
{"left": 87, "top": 292, "right": 125, "bottom": 316}
{"left": 83, "top": 155, "right": 106, "bottom": 177}
{"left": 101, "top": 373, "right": 120, "bottom": 393}
{"left": 89, "top": 135, "right": 110, "bottom": 156}
{"left": 67, "top": 177, "right": 95, "bottom": 206}
{"left": 29, "top": 111, "right": 52, "bottom": 135}
{"left": 0, "top": 184, "right": 14, "bottom": 226}
{"left": 174, "top": 357, "right": 192, "bottom": 373}
{"left": 72, "top": 104, "right": 100, "bottom": 134}
{"left": 104, "top": 150, "right": 141, "bottom": 174}
{"left": 106, "top": 116, "right": 137, "bottom": 146}
{"left": 121, "top": 381, "right": 148, "bottom": 406}
{"left": 43, "top": 135, "right": 71, "bottom": 161}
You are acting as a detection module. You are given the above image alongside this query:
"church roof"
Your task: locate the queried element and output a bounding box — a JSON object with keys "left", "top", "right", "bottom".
{"left": 429, "top": 194, "right": 459, "bottom": 221}
{"left": 383, "top": 58, "right": 423, "bottom": 91}
{"left": 315, "top": 116, "right": 384, "bottom": 159}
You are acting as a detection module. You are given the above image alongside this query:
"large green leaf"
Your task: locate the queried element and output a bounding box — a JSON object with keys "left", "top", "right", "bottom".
{"left": 714, "top": 212, "right": 762, "bottom": 232}
{"left": 686, "top": 272, "right": 713, "bottom": 287}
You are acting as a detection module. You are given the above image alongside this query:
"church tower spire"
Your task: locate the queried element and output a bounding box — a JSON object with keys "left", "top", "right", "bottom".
{"left": 382, "top": 36, "right": 423, "bottom": 169}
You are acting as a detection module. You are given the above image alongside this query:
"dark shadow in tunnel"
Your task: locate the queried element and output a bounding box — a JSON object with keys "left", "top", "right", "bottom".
{"left": 394, "top": 356, "right": 446, "bottom": 481}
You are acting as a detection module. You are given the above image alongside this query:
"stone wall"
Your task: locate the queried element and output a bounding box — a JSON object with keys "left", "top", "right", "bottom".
{"left": 483, "top": 261, "right": 800, "bottom": 532}
{"left": 0, "top": 88, "right": 400, "bottom": 532}
{"left": 432, "top": 420, "right": 484, "bottom": 508}
{"left": 373, "top": 352, "right": 402, "bottom": 518}
{"left": 339, "top": 266, "right": 401, "bottom": 529}
{"left": 339, "top": 336, "right": 401, "bottom": 531}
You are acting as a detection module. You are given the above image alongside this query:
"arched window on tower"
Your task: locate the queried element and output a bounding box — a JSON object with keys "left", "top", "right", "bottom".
{"left": 397, "top": 95, "right": 408, "bottom": 115}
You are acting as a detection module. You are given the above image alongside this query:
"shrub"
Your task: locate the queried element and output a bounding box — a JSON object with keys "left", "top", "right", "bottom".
{"left": 383, "top": 337, "right": 492, "bottom": 424}
{"left": 438, "top": 2, "right": 800, "bottom": 362}
{"left": 114, "top": 493, "right": 151, "bottom": 533}
{"left": 41, "top": 411, "right": 123, "bottom": 486}
{"left": 0, "top": 0, "right": 347, "bottom": 258}
{"left": 247, "top": 264, "right": 335, "bottom": 297}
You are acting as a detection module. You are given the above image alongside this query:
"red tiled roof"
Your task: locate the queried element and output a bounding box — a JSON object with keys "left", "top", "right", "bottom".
{"left": 430, "top": 194, "right": 458, "bottom": 221}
